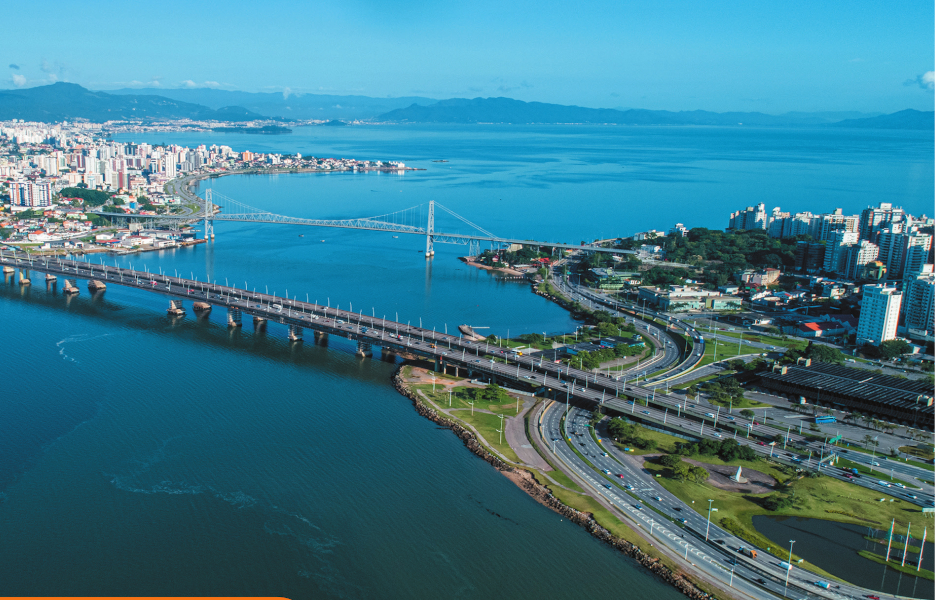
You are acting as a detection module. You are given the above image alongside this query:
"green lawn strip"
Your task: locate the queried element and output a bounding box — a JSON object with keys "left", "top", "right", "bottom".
{"left": 858, "top": 551, "right": 935, "bottom": 581}
{"left": 696, "top": 342, "right": 763, "bottom": 368}
{"left": 834, "top": 457, "right": 920, "bottom": 489}
{"left": 605, "top": 426, "right": 685, "bottom": 455}
{"left": 672, "top": 372, "right": 725, "bottom": 390}
{"left": 703, "top": 394, "right": 770, "bottom": 410}
{"left": 416, "top": 385, "right": 521, "bottom": 462}
{"left": 863, "top": 536, "right": 924, "bottom": 554}
{"left": 712, "top": 330, "right": 807, "bottom": 351}
{"left": 898, "top": 445, "right": 935, "bottom": 461}
{"left": 901, "top": 457, "right": 935, "bottom": 471}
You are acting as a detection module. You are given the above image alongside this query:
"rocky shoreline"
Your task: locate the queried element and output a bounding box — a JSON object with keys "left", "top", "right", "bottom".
{"left": 391, "top": 366, "right": 713, "bottom": 600}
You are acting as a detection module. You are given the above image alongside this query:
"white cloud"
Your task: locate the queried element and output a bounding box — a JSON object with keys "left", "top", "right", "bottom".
{"left": 905, "top": 71, "right": 935, "bottom": 91}
{"left": 181, "top": 79, "right": 197, "bottom": 88}
{"left": 283, "top": 87, "right": 292, "bottom": 99}
{"left": 181, "top": 80, "right": 220, "bottom": 89}
{"left": 11, "top": 74, "right": 26, "bottom": 87}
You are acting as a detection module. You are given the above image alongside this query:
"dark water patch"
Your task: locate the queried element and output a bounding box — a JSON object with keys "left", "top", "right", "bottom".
{"left": 752, "top": 515, "right": 933, "bottom": 598}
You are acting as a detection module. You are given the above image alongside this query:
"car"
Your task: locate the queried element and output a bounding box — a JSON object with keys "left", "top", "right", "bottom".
{"left": 753, "top": 421, "right": 760, "bottom": 425}
{"left": 602, "top": 452, "right": 608, "bottom": 457}
{"left": 187, "top": 288, "right": 195, "bottom": 294}
{"left": 603, "top": 469, "right": 611, "bottom": 475}
{"left": 726, "top": 416, "right": 735, "bottom": 421}
{"left": 906, "top": 494, "right": 917, "bottom": 499}
{"left": 475, "top": 360, "right": 481, "bottom": 363}
{"left": 672, "top": 506, "right": 682, "bottom": 511}
{"left": 866, "top": 596, "right": 881, "bottom": 600}
{"left": 617, "top": 474, "right": 625, "bottom": 478}
{"left": 871, "top": 461, "right": 881, "bottom": 466}
{"left": 877, "top": 481, "right": 891, "bottom": 487}
{"left": 634, "top": 504, "right": 642, "bottom": 510}
{"left": 604, "top": 484, "right": 612, "bottom": 490}
{"left": 679, "top": 518, "right": 688, "bottom": 524}
{"left": 757, "top": 441, "right": 766, "bottom": 446}
{"left": 755, "top": 578, "right": 766, "bottom": 585}
{"left": 578, "top": 387, "right": 586, "bottom": 391}
{"left": 654, "top": 496, "right": 662, "bottom": 501}
{"left": 641, "top": 410, "right": 650, "bottom": 415}
{"left": 705, "top": 412, "right": 715, "bottom": 418}
{"left": 895, "top": 483, "right": 906, "bottom": 489}
{"left": 715, "top": 539, "right": 725, "bottom": 545}
{"left": 336, "top": 320, "right": 345, "bottom": 324}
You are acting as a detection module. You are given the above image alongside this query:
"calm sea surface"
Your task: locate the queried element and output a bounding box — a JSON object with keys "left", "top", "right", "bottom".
{"left": 0, "top": 125, "right": 931, "bottom": 597}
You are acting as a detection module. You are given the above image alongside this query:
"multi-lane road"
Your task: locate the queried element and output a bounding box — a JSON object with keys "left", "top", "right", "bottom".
{"left": 542, "top": 403, "right": 906, "bottom": 600}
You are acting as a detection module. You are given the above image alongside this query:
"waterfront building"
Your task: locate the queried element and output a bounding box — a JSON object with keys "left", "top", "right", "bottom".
{"left": 9, "top": 179, "right": 53, "bottom": 207}
{"left": 727, "top": 203, "right": 767, "bottom": 230}
{"left": 637, "top": 284, "right": 741, "bottom": 312}
{"left": 669, "top": 223, "right": 688, "bottom": 237}
{"left": 843, "top": 241, "right": 880, "bottom": 280}
{"left": 823, "top": 229, "right": 859, "bottom": 274}
{"left": 903, "top": 269, "right": 935, "bottom": 340}
{"left": 794, "top": 241, "right": 825, "bottom": 273}
{"left": 860, "top": 202, "right": 907, "bottom": 241}
{"left": 816, "top": 209, "right": 860, "bottom": 242}
{"left": 856, "top": 284, "right": 902, "bottom": 346}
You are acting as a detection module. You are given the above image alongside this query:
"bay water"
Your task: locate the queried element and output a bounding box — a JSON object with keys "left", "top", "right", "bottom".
{"left": 0, "top": 124, "right": 931, "bottom": 597}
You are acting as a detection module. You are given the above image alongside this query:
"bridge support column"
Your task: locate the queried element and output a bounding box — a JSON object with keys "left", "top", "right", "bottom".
{"left": 355, "top": 341, "right": 372, "bottom": 357}
{"left": 88, "top": 280, "right": 107, "bottom": 293}
{"left": 2, "top": 266, "right": 13, "bottom": 275}
{"left": 381, "top": 346, "right": 396, "bottom": 359}
{"left": 227, "top": 307, "right": 242, "bottom": 327}
{"left": 45, "top": 274, "right": 57, "bottom": 291}
{"left": 314, "top": 331, "right": 328, "bottom": 342}
{"left": 19, "top": 269, "right": 30, "bottom": 285}
{"left": 253, "top": 315, "right": 267, "bottom": 330}
{"left": 63, "top": 279, "right": 79, "bottom": 295}
{"left": 288, "top": 325, "right": 303, "bottom": 343}
{"left": 167, "top": 299, "right": 185, "bottom": 316}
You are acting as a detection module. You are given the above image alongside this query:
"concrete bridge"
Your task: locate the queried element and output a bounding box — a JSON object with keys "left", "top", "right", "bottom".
{"left": 0, "top": 250, "right": 880, "bottom": 477}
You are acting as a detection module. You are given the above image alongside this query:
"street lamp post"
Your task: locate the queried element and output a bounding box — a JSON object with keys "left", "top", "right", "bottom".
{"left": 705, "top": 499, "right": 714, "bottom": 541}
{"left": 784, "top": 539, "right": 795, "bottom": 592}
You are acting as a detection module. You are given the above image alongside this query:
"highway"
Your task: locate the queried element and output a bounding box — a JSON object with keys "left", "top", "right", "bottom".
{"left": 541, "top": 403, "right": 899, "bottom": 600}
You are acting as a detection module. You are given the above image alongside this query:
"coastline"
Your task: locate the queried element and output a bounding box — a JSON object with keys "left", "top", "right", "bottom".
{"left": 390, "top": 364, "right": 714, "bottom": 600}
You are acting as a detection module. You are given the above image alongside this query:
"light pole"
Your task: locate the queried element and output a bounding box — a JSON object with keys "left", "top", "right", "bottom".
{"left": 784, "top": 539, "right": 795, "bottom": 592}
{"left": 705, "top": 499, "right": 714, "bottom": 541}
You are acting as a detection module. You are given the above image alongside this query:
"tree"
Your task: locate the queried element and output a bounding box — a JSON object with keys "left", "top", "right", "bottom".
{"left": 740, "top": 409, "right": 755, "bottom": 419}
{"left": 688, "top": 466, "right": 710, "bottom": 483}
{"left": 659, "top": 454, "right": 683, "bottom": 468}
{"left": 804, "top": 342, "right": 845, "bottom": 364}
{"left": 878, "top": 339, "right": 912, "bottom": 361}
{"left": 672, "top": 463, "right": 691, "bottom": 480}
{"left": 763, "top": 494, "right": 795, "bottom": 511}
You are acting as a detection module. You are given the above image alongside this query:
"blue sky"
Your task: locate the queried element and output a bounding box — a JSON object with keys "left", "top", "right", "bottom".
{"left": 2, "top": 0, "right": 933, "bottom": 113}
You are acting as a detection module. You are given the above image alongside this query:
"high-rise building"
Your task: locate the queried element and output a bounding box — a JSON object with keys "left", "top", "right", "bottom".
{"left": 857, "top": 285, "right": 902, "bottom": 346}
{"left": 823, "top": 229, "right": 859, "bottom": 274}
{"left": 9, "top": 179, "right": 53, "bottom": 207}
{"left": 669, "top": 223, "right": 688, "bottom": 237}
{"left": 844, "top": 241, "right": 880, "bottom": 280}
{"left": 817, "top": 209, "right": 860, "bottom": 242}
{"left": 877, "top": 228, "right": 932, "bottom": 279}
{"left": 860, "top": 202, "right": 906, "bottom": 241}
{"left": 728, "top": 203, "right": 767, "bottom": 230}
{"left": 903, "top": 244, "right": 933, "bottom": 283}
{"left": 794, "top": 241, "right": 826, "bottom": 273}
{"left": 903, "top": 269, "right": 935, "bottom": 339}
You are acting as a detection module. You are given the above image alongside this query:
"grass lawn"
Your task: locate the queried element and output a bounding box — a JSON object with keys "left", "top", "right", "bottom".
{"left": 672, "top": 372, "right": 729, "bottom": 390}
{"left": 899, "top": 445, "right": 935, "bottom": 461}
{"left": 416, "top": 384, "right": 521, "bottom": 462}
{"left": 644, "top": 457, "right": 928, "bottom": 580}
{"left": 713, "top": 330, "right": 808, "bottom": 351}
{"left": 696, "top": 340, "right": 764, "bottom": 368}
{"left": 858, "top": 551, "right": 934, "bottom": 581}
{"left": 606, "top": 426, "right": 686, "bottom": 455}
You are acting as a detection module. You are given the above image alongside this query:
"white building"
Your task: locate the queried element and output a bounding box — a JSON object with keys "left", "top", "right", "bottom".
{"left": 856, "top": 284, "right": 902, "bottom": 346}
{"left": 904, "top": 269, "right": 935, "bottom": 340}
{"left": 728, "top": 203, "right": 767, "bottom": 230}
{"left": 823, "top": 229, "right": 859, "bottom": 274}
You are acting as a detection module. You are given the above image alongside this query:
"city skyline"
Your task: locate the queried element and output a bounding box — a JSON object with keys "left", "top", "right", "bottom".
{"left": 2, "top": 1, "right": 933, "bottom": 114}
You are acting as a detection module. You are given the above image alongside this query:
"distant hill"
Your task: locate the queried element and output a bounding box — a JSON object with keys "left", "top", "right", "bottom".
{"left": 107, "top": 87, "right": 437, "bottom": 121}
{"left": 0, "top": 83, "right": 265, "bottom": 122}
{"left": 376, "top": 97, "right": 888, "bottom": 127}
{"left": 829, "top": 109, "right": 935, "bottom": 130}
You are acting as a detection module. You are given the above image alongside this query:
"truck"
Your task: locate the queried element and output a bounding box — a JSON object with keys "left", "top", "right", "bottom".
{"left": 738, "top": 546, "right": 758, "bottom": 559}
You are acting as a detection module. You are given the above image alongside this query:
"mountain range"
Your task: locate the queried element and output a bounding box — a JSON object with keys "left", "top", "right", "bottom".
{"left": 0, "top": 83, "right": 264, "bottom": 122}
{"left": 0, "top": 83, "right": 931, "bottom": 130}
{"left": 376, "top": 97, "right": 933, "bottom": 129}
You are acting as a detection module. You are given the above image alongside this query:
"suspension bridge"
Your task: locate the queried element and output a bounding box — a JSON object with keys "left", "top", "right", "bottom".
{"left": 91, "top": 189, "right": 635, "bottom": 257}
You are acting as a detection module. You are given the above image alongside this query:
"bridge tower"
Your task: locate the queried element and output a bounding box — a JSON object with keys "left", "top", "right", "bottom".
{"left": 204, "top": 188, "right": 215, "bottom": 240}
{"left": 425, "top": 200, "right": 435, "bottom": 258}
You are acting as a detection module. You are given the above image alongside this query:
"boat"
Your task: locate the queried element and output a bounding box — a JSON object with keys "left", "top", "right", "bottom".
{"left": 392, "top": 236, "right": 399, "bottom": 239}
{"left": 320, "top": 239, "right": 325, "bottom": 243}
{"left": 432, "top": 159, "right": 449, "bottom": 163}
{"left": 299, "top": 234, "right": 304, "bottom": 237}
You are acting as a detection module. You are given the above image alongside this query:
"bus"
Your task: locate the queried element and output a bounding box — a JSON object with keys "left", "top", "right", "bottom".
{"left": 814, "top": 415, "right": 837, "bottom": 424}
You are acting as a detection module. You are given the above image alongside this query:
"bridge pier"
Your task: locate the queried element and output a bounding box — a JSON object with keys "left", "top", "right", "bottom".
{"left": 227, "top": 307, "right": 242, "bottom": 327}
{"left": 19, "top": 269, "right": 30, "bottom": 286}
{"left": 88, "top": 280, "right": 107, "bottom": 293}
{"left": 63, "top": 279, "right": 79, "bottom": 295}
{"left": 253, "top": 315, "right": 266, "bottom": 330}
{"left": 2, "top": 265, "right": 13, "bottom": 275}
{"left": 288, "top": 325, "right": 304, "bottom": 343}
{"left": 167, "top": 299, "right": 185, "bottom": 316}
{"left": 355, "top": 341, "right": 372, "bottom": 357}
